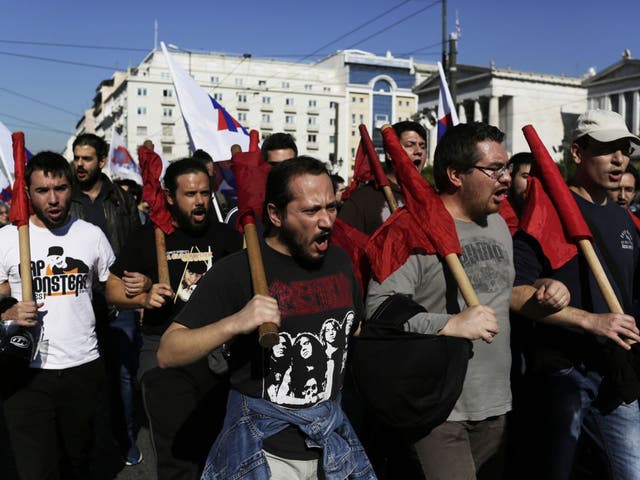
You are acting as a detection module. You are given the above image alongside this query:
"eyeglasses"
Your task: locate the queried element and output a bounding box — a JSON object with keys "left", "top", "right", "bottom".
{"left": 470, "top": 164, "right": 510, "bottom": 180}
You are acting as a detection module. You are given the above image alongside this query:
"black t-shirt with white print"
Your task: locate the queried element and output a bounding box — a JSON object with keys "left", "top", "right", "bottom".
{"left": 175, "top": 241, "right": 363, "bottom": 458}
{"left": 110, "top": 221, "right": 243, "bottom": 336}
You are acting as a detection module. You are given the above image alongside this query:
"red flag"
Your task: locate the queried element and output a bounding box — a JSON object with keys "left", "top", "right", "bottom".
{"left": 341, "top": 125, "right": 389, "bottom": 202}
{"left": 9, "top": 132, "right": 29, "bottom": 227}
{"left": 628, "top": 210, "right": 640, "bottom": 234}
{"left": 519, "top": 177, "right": 578, "bottom": 269}
{"left": 520, "top": 125, "right": 592, "bottom": 269}
{"left": 498, "top": 198, "right": 519, "bottom": 236}
{"left": 231, "top": 130, "right": 271, "bottom": 231}
{"left": 138, "top": 146, "right": 174, "bottom": 235}
{"left": 365, "top": 126, "right": 461, "bottom": 283}
{"left": 331, "top": 217, "right": 371, "bottom": 290}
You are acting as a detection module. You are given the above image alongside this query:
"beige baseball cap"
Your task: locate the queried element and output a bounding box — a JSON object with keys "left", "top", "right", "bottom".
{"left": 572, "top": 109, "right": 640, "bottom": 144}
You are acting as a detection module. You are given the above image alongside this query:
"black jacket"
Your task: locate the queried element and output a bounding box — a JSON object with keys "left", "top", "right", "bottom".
{"left": 70, "top": 173, "right": 141, "bottom": 257}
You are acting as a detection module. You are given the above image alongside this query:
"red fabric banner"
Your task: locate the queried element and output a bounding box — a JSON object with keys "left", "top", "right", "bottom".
{"left": 341, "top": 125, "right": 389, "bottom": 202}
{"left": 231, "top": 130, "right": 271, "bottom": 232}
{"left": 365, "top": 126, "right": 461, "bottom": 283}
{"left": 138, "top": 146, "right": 174, "bottom": 235}
{"left": 628, "top": 210, "right": 640, "bottom": 234}
{"left": 9, "top": 132, "right": 29, "bottom": 227}
{"left": 498, "top": 198, "right": 519, "bottom": 236}
{"left": 331, "top": 217, "right": 371, "bottom": 291}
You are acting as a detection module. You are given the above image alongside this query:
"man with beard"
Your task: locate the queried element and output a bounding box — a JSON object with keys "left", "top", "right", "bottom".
{"left": 71, "top": 133, "right": 144, "bottom": 465}
{"left": 157, "top": 157, "right": 374, "bottom": 480}
{"left": 106, "top": 158, "right": 242, "bottom": 480}
{"left": 0, "top": 152, "right": 115, "bottom": 479}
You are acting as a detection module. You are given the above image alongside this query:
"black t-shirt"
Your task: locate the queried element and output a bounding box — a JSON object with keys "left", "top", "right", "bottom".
{"left": 514, "top": 192, "right": 639, "bottom": 371}
{"left": 175, "top": 241, "right": 363, "bottom": 458}
{"left": 110, "top": 221, "right": 242, "bottom": 336}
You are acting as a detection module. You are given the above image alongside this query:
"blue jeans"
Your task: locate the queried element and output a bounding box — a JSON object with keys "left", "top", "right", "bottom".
{"left": 106, "top": 309, "right": 141, "bottom": 449}
{"left": 528, "top": 365, "right": 640, "bottom": 480}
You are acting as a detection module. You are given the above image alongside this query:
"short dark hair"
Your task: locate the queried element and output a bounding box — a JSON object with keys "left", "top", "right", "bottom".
{"left": 263, "top": 156, "right": 329, "bottom": 233}
{"left": 508, "top": 152, "right": 533, "bottom": 177}
{"left": 163, "top": 158, "right": 210, "bottom": 196}
{"left": 261, "top": 132, "right": 298, "bottom": 161}
{"left": 192, "top": 149, "right": 214, "bottom": 166}
{"left": 393, "top": 121, "right": 427, "bottom": 142}
{"left": 114, "top": 178, "right": 143, "bottom": 203}
{"left": 625, "top": 164, "right": 639, "bottom": 190}
{"left": 72, "top": 133, "right": 109, "bottom": 159}
{"left": 329, "top": 174, "right": 345, "bottom": 193}
{"left": 433, "top": 122, "right": 505, "bottom": 191}
{"left": 25, "top": 151, "right": 73, "bottom": 188}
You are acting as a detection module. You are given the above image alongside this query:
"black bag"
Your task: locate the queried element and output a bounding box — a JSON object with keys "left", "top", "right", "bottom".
{"left": 350, "top": 294, "right": 472, "bottom": 442}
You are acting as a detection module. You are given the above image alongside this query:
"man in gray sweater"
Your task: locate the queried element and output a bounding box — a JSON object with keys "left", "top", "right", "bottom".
{"left": 367, "top": 122, "right": 567, "bottom": 479}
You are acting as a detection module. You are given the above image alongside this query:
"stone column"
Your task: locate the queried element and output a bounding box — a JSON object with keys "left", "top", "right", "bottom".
{"left": 633, "top": 91, "right": 640, "bottom": 135}
{"left": 474, "top": 100, "right": 482, "bottom": 122}
{"left": 458, "top": 104, "right": 467, "bottom": 123}
{"left": 488, "top": 96, "right": 499, "bottom": 127}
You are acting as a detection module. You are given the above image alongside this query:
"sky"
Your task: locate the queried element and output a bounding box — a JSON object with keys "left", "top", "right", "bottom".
{"left": 0, "top": 0, "right": 638, "bottom": 154}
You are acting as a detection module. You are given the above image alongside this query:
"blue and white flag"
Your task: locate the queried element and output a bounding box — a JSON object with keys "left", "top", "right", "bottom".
{"left": 108, "top": 129, "right": 143, "bottom": 184}
{"left": 161, "top": 41, "right": 249, "bottom": 161}
{"left": 437, "top": 62, "right": 459, "bottom": 142}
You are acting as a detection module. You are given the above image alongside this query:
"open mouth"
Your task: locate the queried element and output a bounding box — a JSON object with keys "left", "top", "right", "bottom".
{"left": 609, "top": 170, "right": 623, "bottom": 182}
{"left": 492, "top": 188, "right": 508, "bottom": 203}
{"left": 313, "top": 232, "right": 331, "bottom": 253}
{"left": 191, "top": 208, "right": 207, "bottom": 222}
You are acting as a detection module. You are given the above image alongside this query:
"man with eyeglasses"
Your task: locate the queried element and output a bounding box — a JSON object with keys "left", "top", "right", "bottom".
{"left": 511, "top": 109, "right": 640, "bottom": 479}
{"left": 367, "top": 122, "right": 563, "bottom": 478}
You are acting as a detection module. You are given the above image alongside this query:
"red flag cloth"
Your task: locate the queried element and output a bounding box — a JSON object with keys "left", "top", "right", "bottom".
{"left": 331, "top": 217, "right": 371, "bottom": 291}
{"left": 340, "top": 125, "right": 389, "bottom": 202}
{"left": 522, "top": 125, "right": 593, "bottom": 243}
{"left": 231, "top": 130, "right": 271, "bottom": 232}
{"left": 9, "top": 132, "right": 29, "bottom": 227}
{"left": 519, "top": 177, "right": 578, "bottom": 269}
{"left": 628, "top": 210, "right": 640, "bottom": 234}
{"left": 498, "top": 198, "right": 519, "bottom": 236}
{"left": 138, "top": 146, "right": 174, "bottom": 235}
{"left": 365, "top": 126, "right": 461, "bottom": 283}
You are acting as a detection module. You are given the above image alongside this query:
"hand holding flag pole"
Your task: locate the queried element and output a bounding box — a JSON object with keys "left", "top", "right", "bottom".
{"left": 231, "top": 131, "right": 278, "bottom": 348}
{"left": 522, "top": 125, "right": 632, "bottom": 343}
{"left": 10, "top": 132, "right": 32, "bottom": 300}
{"left": 379, "top": 124, "right": 479, "bottom": 307}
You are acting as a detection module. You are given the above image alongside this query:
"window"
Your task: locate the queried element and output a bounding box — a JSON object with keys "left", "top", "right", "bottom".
{"left": 136, "top": 126, "right": 147, "bottom": 135}
{"left": 211, "top": 76, "right": 220, "bottom": 83}
{"left": 162, "top": 125, "right": 173, "bottom": 136}
{"left": 258, "top": 80, "right": 266, "bottom": 87}
{"left": 214, "top": 93, "right": 223, "bottom": 101}
{"left": 282, "top": 81, "right": 290, "bottom": 89}
{"left": 329, "top": 101, "right": 337, "bottom": 108}
{"left": 137, "top": 87, "right": 147, "bottom": 96}
{"left": 137, "top": 107, "right": 147, "bottom": 115}
{"left": 351, "top": 114, "right": 356, "bottom": 125}
{"left": 351, "top": 130, "right": 355, "bottom": 136}
{"left": 238, "top": 112, "right": 247, "bottom": 122}
{"left": 237, "top": 94, "right": 247, "bottom": 103}
{"left": 162, "top": 145, "right": 172, "bottom": 155}
{"left": 323, "top": 86, "right": 331, "bottom": 92}
{"left": 352, "top": 96, "right": 356, "bottom": 103}
{"left": 304, "top": 84, "right": 312, "bottom": 91}
{"left": 162, "top": 89, "right": 173, "bottom": 97}
{"left": 308, "top": 100, "right": 317, "bottom": 107}
{"left": 308, "top": 116, "right": 317, "bottom": 125}
{"left": 235, "top": 78, "right": 243, "bottom": 86}
{"left": 308, "top": 134, "right": 317, "bottom": 143}
{"left": 286, "top": 115, "right": 295, "bottom": 124}
{"left": 329, "top": 118, "right": 335, "bottom": 126}
{"left": 163, "top": 108, "right": 173, "bottom": 117}
{"left": 359, "top": 114, "right": 364, "bottom": 124}
{"left": 262, "top": 113, "right": 271, "bottom": 123}
{"left": 285, "top": 97, "right": 294, "bottom": 106}
{"left": 360, "top": 98, "right": 364, "bottom": 103}
{"left": 406, "top": 101, "right": 410, "bottom": 106}
{"left": 262, "top": 96, "right": 271, "bottom": 104}
{"left": 351, "top": 148, "right": 356, "bottom": 158}
{"left": 329, "top": 135, "right": 335, "bottom": 143}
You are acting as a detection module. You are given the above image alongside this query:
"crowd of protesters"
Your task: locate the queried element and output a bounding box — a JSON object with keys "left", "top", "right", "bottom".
{"left": 1, "top": 110, "right": 640, "bottom": 480}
